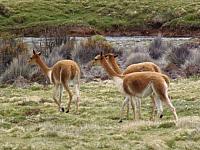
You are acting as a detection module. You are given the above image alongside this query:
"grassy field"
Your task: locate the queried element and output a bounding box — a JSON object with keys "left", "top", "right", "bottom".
{"left": 1, "top": 0, "right": 200, "bottom": 35}
{"left": 0, "top": 78, "right": 200, "bottom": 149}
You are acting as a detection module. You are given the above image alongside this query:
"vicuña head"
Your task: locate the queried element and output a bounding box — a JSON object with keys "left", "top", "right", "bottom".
{"left": 28, "top": 50, "right": 41, "bottom": 64}
{"left": 29, "top": 50, "right": 81, "bottom": 114}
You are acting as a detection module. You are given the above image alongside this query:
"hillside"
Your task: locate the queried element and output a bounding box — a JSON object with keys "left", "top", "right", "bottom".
{"left": 1, "top": 0, "right": 200, "bottom": 36}
{"left": 0, "top": 78, "right": 200, "bottom": 149}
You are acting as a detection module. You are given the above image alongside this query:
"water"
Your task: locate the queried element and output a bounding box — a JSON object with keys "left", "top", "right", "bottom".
{"left": 23, "top": 36, "right": 192, "bottom": 49}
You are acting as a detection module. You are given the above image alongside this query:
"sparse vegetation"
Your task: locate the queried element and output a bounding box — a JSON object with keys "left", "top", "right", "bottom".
{"left": 72, "top": 35, "right": 113, "bottom": 65}
{"left": 0, "top": 78, "right": 200, "bottom": 149}
{"left": 148, "top": 35, "right": 168, "bottom": 59}
{"left": 168, "top": 44, "right": 191, "bottom": 67}
{"left": 0, "top": 34, "right": 28, "bottom": 74}
{"left": 0, "top": 55, "right": 36, "bottom": 84}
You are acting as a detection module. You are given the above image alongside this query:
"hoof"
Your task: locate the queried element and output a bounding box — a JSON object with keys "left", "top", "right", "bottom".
{"left": 66, "top": 110, "right": 69, "bottom": 113}
{"left": 61, "top": 107, "right": 65, "bottom": 112}
{"left": 160, "top": 114, "right": 163, "bottom": 119}
{"left": 59, "top": 107, "right": 65, "bottom": 112}
{"left": 118, "top": 120, "right": 123, "bottom": 123}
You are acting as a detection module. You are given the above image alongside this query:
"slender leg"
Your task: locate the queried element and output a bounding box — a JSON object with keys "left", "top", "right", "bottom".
{"left": 152, "top": 83, "right": 178, "bottom": 122}
{"left": 155, "top": 98, "right": 163, "bottom": 121}
{"left": 63, "top": 82, "right": 73, "bottom": 113}
{"left": 163, "top": 96, "right": 178, "bottom": 122}
{"left": 75, "top": 83, "right": 80, "bottom": 114}
{"left": 150, "top": 95, "right": 157, "bottom": 120}
{"left": 119, "top": 96, "right": 129, "bottom": 123}
{"left": 130, "top": 97, "right": 137, "bottom": 121}
{"left": 126, "top": 97, "right": 130, "bottom": 120}
{"left": 135, "top": 97, "right": 142, "bottom": 119}
{"left": 53, "top": 84, "right": 62, "bottom": 111}
{"left": 59, "top": 84, "right": 64, "bottom": 112}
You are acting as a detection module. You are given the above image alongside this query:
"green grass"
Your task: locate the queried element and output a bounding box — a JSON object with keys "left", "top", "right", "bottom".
{"left": 0, "top": 0, "right": 200, "bottom": 34}
{"left": 0, "top": 78, "right": 200, "bottom": 149}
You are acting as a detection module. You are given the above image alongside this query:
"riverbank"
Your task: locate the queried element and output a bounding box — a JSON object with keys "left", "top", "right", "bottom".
{"left": 8, "top": 26, "right": 200, "bottom": 37}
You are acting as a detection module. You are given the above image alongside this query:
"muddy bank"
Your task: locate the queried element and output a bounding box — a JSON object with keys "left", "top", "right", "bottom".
{"left": 7, "top": 25, "right": 200, "bottom": 37}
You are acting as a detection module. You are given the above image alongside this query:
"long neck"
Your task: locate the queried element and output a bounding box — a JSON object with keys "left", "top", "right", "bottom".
{"left": 100, "top": 57, "right": 122, "bottom": 78}
{"left": 109, "top": 57, "right": 122, "bottom": 74}
{"left": 35, "top": 57, "right": 51, "bottom": 76}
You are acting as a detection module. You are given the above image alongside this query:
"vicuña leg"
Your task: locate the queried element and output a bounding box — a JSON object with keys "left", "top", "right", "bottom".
{"left": 150, "top": 95, "right": 157, "bottom": 120}
{"left": 130, "top": 97, "right": 137, "bottom": 120}
{"left": 75, "top": 83, "right": 80, "bottom": 113}
{"left": 153, "top": 82, "right": 178, "bottom": 122}
{"left": 162, "top": 95, "right": 178, "bottom": 122}
{"left": 119, "top": 96, "right": 129, "bottom": 123}
{"left": 58, "top": 84, "right": 64, "bottom": 112}
{"left": 155, "top": 98, "right": 163, "bottom": 121}
{"left": 135, "top": 97, "right": 142, "bottom": 119}
{"left": 63, "top": 82, "right": 73, "bottom": 113}
{"left": 53, "top": 84, "right": 62, "bottom": 112}
{"left": 126, "top": 97, "right": 130, "bottom": 120}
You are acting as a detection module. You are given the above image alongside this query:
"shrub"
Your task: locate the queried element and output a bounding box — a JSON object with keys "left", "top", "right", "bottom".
{"left": 125, "top": 52, "right": 153, "bottom": 67}
{"left": 0, "top": 3, "right": 11, "bottom": 17}
{"left": 71, "top": 35, "right": 114, "bottom": 65}
{"left": 59, "top": 38, "right": 75, "bottom": 59}
{"left": 167, "top": 44, "right": 191, "bottom": 67}
{"left": 183, "top": 50, "right": 200, "bottom": 77}
{"left": 184, "top": 49, "right": 200, "bottom": 67}
{"left": 148, "top": 35, "right": 168, "bottom": 59}
{"left": 44, "top": 47, "right": 64, "bottom": 67}
{"left": 0, "top": 34, "right": 28, "bottom": 75}
{"left": 0, "top": 55, "right": 37, "bottom": 84}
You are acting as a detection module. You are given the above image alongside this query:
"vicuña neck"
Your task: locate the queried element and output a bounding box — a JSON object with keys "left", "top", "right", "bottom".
{"left": 100, "top": 57, "right": 122, "bottom": 78}
{"left": 35, "top": 57, "right": 51, "bottom": 76}
{"left": 109, "top": 57, "right": 122, "bottom": 74}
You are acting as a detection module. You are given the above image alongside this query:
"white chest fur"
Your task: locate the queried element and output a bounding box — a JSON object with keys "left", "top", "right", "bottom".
{"left": 113, "top": 77, "right": 125, "bottom": 94}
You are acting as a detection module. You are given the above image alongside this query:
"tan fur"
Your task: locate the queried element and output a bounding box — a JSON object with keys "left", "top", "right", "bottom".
{"left": 93, "top": 53, "right": 178, "bottom": 122}
{"left": 123, "top": 62, "right": 161, "bottom": 75}
{"left": 29, "top": 50, "right": 80, "bottom": 113}
{"left": 105, "top": 53, "right": 165, "bottom": 120}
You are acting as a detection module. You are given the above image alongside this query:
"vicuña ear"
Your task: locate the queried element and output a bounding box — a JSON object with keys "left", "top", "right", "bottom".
{"left": 38, "top": 52, "right": 41, "bottom": 55}
{"left": 33, "top": 49, "right": 36, "bottom": 55}
{"left": 114, "top": 54, "right": 118, "bottom": 58}
{"left": 100, "top": 52, "right": 103, "bottom": 60}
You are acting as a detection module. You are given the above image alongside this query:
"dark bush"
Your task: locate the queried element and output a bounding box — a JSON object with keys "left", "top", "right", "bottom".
{"left": 148, "top": 35, "right": 167, "bottom": 59}
{"left": 72, "top": 35, "right": 114, "bottom": 65}
{"left": 168, "top": 44, "right": 191, "bottom": 67}
{"left": 0, "top": 3, "right": 11, "bottom": 17}
{"left": 0, "top": 35, "right": 28, "bottom": 75}
{"left": 0, "top": 55, "right": 37, "bottom": 84}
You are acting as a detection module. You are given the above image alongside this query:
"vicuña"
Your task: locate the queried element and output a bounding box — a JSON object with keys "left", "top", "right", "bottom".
{"left": 104, "top": 53, "right": 162, "bottom": 122}
{"left": 29, "top": 50, "right": 80, "bottom": 113}
{"left": 93, "top": 52, "right": 178, "bottom": 122}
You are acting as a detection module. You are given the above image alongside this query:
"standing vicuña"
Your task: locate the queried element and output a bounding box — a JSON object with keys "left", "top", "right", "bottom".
{"left": 93, "top": 52, "right": 178, "bottom": 122}
{"left": 29, "top": 50, "right": 80, "bottom": 113}
{"left": 105, "top": 53, "right": 162, "bottom": 122}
